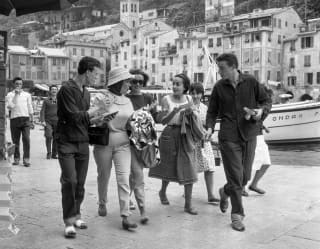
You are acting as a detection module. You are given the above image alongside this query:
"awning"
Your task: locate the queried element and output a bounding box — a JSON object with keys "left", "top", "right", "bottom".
{"left": 0, "top": 0, "right": 79, "bottom": 16}
{"left": 34, "top": 83, "right": 49, "bottom": 91}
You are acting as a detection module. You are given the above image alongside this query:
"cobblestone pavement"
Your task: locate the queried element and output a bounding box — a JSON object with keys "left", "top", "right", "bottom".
{"left": 1, "top": 125, "right": 320, "bottom": 249}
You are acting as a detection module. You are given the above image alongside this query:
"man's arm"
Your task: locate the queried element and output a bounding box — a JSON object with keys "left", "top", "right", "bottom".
{"left": 255, "top": 83, "right": 272, "bottom": 121}
{"left": 206, "top": 86, "right": 220, "bottom": 135}
{"left": 39, "top": 100, "right": 46, "bottom": 123}
{"left": 27, "top": 93, "right": 34, "bottom": 122}
{"left": 6, "top": 92, "right": 15, "bottom": 110}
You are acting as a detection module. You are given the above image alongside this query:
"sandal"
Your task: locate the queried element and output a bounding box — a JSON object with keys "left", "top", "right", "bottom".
{"left": 249, "top": 185, "right": 266, "bottom": 195}
{"left": 74, "top": 219, "right": 88, "bottom": 229}
{"left": 159, "top": 191, "right": 170, "bottom": 205}
{"left": 208, "top": 196, "right": 220, "bottom": 203}
{"left": 64, "top": 225, "right": 76, "bottom": 238}
{"left": 184, "top": 207, "right": 198, "bottom": 215}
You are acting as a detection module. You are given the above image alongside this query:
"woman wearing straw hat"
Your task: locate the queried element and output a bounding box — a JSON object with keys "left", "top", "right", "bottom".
{"left": 92, "top": 67, "right": 137, "bottom": 230}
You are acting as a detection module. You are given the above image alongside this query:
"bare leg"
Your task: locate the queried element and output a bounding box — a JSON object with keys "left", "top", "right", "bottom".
{"left": 205, "top": 171, "right": 220, "bottom": 203}
{"left": 159, "top": 180, "right": 170, "bottom": 205}
{"left": 184, "top": 184, "right": 198, "bottom": 215}
{"left": 249, "top": 164, "right": 270, "bottom": 194}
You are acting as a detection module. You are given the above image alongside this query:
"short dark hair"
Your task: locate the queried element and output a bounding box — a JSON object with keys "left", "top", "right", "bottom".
{"left": 216, "top": 53, "right": 238, "bottom": 69}
{"left": 190, "top": 83, "right": 204, "bottom": 96}
{"left": 78, "top": 56, "right": 101, "bottom": 75}
{"left": 129, "top": 69, "right": 149, "bottom": 87}
{"left": 13, "top": 77, "right": 23, "bottom": 84}
{"left": 49, "top": 84, "right": 58, "bottom": 91}
{"left": 174, "top": 73, "right": 190, "bottom": 94}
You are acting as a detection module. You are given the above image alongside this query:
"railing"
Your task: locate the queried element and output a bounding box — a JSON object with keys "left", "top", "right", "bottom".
{"left": 159, "top": 46, "right": 177, "bottom": 57}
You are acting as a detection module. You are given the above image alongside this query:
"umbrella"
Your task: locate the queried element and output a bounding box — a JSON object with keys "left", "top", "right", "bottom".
{"left": 0, "top": 0, "right": 79, "bottom": 16}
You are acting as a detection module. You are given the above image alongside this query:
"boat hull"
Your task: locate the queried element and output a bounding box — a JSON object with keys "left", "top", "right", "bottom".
{"left": 263, "top": 101, "right": 320, "bottom": 144}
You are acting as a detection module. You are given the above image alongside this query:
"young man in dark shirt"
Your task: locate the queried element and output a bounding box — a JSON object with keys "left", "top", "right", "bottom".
{"left": 206, "top": 53, "right": 272, "bottom": 231}
{"left": 57, "top": 57, "right": 106, "bottom": 238}
{"left": 40, "top": 85, "right": 58, "bottom": 159}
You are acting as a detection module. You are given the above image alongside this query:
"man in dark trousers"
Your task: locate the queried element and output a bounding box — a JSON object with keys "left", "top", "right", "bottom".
{"left": 57, "top": 56, "right": 106, "bottom": 238}
{"left": 40, "top": 85, "right": 58, "bottom": 159}
{"left": 6, "top": 77, "right": 34, "bottom": 167}
{"left": 206, "top": 53, "right": 272, "bottom": 231}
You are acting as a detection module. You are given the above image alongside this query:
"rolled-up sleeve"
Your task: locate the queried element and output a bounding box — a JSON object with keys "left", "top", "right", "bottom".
{"left": 206, "top": 86, "right": 219, "bottom": 131}
{"left": 5, "top": 93, "right": 14, "bottom": 110}
{"left": 58, "top": 86, "right": 90, "bottom": 124}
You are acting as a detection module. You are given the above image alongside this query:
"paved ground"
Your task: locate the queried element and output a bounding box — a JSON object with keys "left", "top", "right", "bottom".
{"left": 1, "top": 125, "right": 320, "bottom": 249}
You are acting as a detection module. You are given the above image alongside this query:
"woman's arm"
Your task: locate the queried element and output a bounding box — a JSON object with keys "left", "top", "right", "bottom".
{"left": 158, "top": 96, "right": 184, "bottom": 125}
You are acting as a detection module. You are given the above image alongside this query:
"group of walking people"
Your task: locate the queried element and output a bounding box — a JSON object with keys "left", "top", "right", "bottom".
{"left": 7, "top": 53, "right": 273, "bottom": 238}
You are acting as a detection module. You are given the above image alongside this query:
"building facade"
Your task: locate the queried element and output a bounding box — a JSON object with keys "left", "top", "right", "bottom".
{"left": 7, "top": 46, "right": 69, "bottom": 86}
{"left": 283, "top": 18, "right": 320, "bottom": 93}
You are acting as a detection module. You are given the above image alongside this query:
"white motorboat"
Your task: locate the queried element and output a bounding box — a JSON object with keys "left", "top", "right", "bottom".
{"left": 263, "top": 101, "right": 320, "bottom": 144}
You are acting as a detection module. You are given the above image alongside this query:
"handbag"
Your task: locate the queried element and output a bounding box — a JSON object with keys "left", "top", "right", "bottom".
{"left": 88, "top": 125, "right": 109, "bottom": 145}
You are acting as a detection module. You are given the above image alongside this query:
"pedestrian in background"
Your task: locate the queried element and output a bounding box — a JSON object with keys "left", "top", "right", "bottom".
{"left": 93, "top": 67, "right": 138, "bottom": 230}
{"left": 6, "top": 77, "right": 34, "bottom": 167}
{"left": 190, "top": 83, "right": 219, "bottom": 204}
{"left": 149, "top": 74, "right": 204, "bottom": 215}
{"left": 40, "top": 85, "right": 58, "bottom": 159}
{"left": 56, "top": 57, "right": 106, "bottom": 238}
{"left": 247, "top": 87, "right": 273, "bottom": 195}
{"left": 206, "top": 53, "right": 272, "bottom": 231}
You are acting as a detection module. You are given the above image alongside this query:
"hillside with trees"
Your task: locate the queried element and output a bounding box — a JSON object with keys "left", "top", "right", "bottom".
{"left": 1, "top": 0, "right": 320, "bottom": 44}
{"left": 236, "top": 0, "right": 320, "bottom": 20}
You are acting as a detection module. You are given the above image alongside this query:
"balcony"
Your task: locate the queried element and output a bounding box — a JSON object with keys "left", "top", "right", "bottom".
{"left": 299, "top": 24, "right": 320, "bottom": 33}
{"left": 158, "top": 46, "right": 177, "bottom": 57}
{"left": 244, "top": 26, "right": 273, "bottom": 33}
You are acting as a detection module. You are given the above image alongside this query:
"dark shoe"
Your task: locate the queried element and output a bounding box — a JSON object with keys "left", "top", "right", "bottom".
{"left": 184, "top": 207, "right": 198, "bottom": 215}
{"left": 23, "top": 158, "right": 30, "bottom": 167}
{"left": 122, "top": 219, "right": 137, "bottom": 230}
{"left": 12, "top": 159, "right": 19, "bottom": 166}
{"left": 231, "top": 214, "right": 245, "bottom": 232}
{"left": 98, "top": 204, "right": 107, "bottom": 217}
{"left": 74, "top": 219, "right": 87, "bottom": 229}
{"left": 159, "top": 191, "right": 170, "bottom": 205}
{"left": 219, "top": 188, "right": 229, "bottom": 213}
{"left": 249, "top": 185, "right": 266, "bottom": 195}
{"left": 64, "top": 225, "right": 76, "bottom": 238}
{"left": 51, "top": 155, "right": 58, "bottom": 159}
{"left": 242, "top": 189, "right": 249, "bottom": 197}
{"left": 140, "top": 216, "right": 149, "bottom": 225}
{"left": 46, "top": 153, "right": 51, "bottom": 159}
{"left": 208, "top": 196, "right": 220, "bottom": 203}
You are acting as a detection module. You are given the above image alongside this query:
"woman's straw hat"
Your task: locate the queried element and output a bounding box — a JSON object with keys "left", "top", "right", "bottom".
{"left": 108, "top": 67, "right": 133, "bottom": 86}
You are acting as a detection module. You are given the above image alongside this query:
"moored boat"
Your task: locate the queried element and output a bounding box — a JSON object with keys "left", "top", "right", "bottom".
{"left": 263, "top": 101, "right": 320, "bottom": 144}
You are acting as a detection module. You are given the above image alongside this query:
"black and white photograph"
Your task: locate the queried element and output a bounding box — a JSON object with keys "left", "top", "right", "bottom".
{"left": 0, "top": 0, "right": 319, "bottom": 248}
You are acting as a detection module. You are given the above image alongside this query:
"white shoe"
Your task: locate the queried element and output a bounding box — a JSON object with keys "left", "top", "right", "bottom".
{"left": 64, "top": 225, "right": 76, "bottom": 238}
{"left": 74, "top": 219, "right": 88, "bottom": 229}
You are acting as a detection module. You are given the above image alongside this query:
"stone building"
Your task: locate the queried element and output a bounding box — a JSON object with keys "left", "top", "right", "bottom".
{"left": 283, "top": 18, "right": 320, "bottom": 94}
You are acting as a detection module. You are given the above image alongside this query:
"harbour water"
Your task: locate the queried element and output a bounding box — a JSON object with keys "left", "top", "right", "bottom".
{"left": 269, "top": 143, "right": 320, "bottom": 166}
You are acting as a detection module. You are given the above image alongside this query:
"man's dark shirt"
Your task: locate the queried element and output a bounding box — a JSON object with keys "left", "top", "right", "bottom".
{"left": 40, "top": 97, "right": 58, "bottom": 123}
{"left": 57, "top": 79, "right": 90, "bottom": 142}
{"left": 206, "top": 72, "right": 272, "bottom": 142}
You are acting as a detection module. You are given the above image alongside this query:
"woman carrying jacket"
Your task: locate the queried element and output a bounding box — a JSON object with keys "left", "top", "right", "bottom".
{"left": 92, "top": 67, "right": 137, "bottom": 230}
{"left": 149, "top": 74, "right": 204, "bottom": 215}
